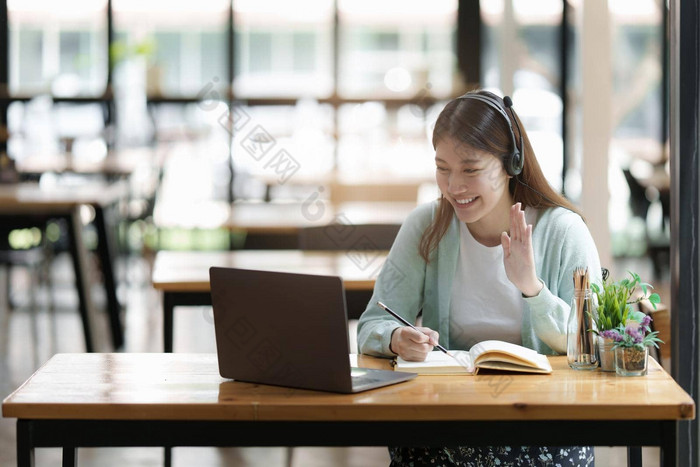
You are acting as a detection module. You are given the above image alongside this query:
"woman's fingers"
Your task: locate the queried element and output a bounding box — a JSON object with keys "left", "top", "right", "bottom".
{"left": 511, "top": 202, "right": 526, "bottom": 243}
{"left": 393, "top": 327, "right": 439, "bottom": 361}
{"left": 501, "top": 231, "right": 511, "bottom": 257}
{"left": 525, "top": 223, "right": 533, "bottom": 249}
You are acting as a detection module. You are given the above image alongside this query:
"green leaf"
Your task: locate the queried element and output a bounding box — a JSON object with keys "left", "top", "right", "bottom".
{"left": 648, "top": 293, "right": 660, "bottom": 309}
{"left": 627, "top": 310, "right": 646, "bottom": 323}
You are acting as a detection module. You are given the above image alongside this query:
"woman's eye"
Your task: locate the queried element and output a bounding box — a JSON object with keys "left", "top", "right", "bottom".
{"left": 436, "top": 167, "right": 448, "bottom": 172}
{"left": 464, "top": 168, "right": 479, "bottom": 174}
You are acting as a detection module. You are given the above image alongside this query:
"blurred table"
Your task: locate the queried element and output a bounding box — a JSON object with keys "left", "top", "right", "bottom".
{"left": 256, "top": 172, "right": 433, "bottom": 204}
{"left": 15, "top": 147, "right": 165, "bottom": 180}
{"left": 153, "top": 199, "right": 417, "bottom": 248}
{"left": 228, "top": 201, "right": 416, "bottom": 234}
{"left": 152, "top": 249, "right": 388, "bottom": 352}
{"left": 0, "top": 180, "right": 129, "bottom": 351}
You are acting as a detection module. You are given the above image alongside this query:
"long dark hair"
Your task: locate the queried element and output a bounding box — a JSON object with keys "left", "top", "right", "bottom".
{"left": 419, "top": 89, "right": 580, "bottom": 262}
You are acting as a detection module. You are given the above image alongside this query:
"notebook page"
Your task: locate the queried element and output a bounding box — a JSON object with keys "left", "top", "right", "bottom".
{"left": 396, "top": 350, "right": 474, "bottom": 372}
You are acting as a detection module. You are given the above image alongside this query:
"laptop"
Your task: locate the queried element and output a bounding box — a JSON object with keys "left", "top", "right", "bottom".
{"left": 209, "top": 267, "right": 416, "bottom": 393}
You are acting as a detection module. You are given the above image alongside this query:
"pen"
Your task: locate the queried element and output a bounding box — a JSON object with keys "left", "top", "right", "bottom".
{"left": 376, "top": 300, "right": 448, "bottom": 353}
{"left": 377, "top": 301, "right": 473, "bottom": 371}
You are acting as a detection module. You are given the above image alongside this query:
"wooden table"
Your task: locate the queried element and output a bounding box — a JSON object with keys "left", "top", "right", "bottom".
{"left": 15, "top": 147, "right": 166, "bottom": 180}
{"left": 153, "top": 200, "right": 416, "bottom": 248}
{"left": 227, "top": 200, "right": 416, "bottom": 235}
{"left": 2, "top": 353, "right": 694, "bottom": 467}
{"left": 0, "top": 181, "right": 129, "bottom": 351}
{"left": 152, "top": 250, "right": 387, "bottom": 351}
{"left": 255, "top": 172, "right": 434, "bottom": 204}
{"left": 228, "top": 200, "right": 416, "bottom": 249}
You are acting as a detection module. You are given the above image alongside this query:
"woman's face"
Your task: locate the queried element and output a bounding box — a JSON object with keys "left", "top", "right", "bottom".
{"left": 435, "top": 138, "right": 512, "bottom": 225}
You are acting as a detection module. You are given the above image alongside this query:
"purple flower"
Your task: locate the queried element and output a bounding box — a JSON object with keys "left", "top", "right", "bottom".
{"left": 641, "top": 315, "right": 652, "bottom": 328}
{"left": 622, "top": 323, "right": 647, "bottom": 347}
{"left": 601, "top": 329, "right": 624, "bottom": 342}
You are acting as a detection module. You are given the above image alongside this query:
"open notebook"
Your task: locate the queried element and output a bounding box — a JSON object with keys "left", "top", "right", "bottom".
{"left": 394, "top": 340, "right": 553, "bottom": 375}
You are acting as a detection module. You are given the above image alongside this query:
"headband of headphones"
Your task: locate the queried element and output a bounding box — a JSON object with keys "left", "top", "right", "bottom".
{"left": 456, "top": 92, "right": 524, "bottom": 177}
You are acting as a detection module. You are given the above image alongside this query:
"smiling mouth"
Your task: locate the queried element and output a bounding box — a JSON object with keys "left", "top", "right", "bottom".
{"left": 454, "top": 196, "right": 478, "bottom": 206}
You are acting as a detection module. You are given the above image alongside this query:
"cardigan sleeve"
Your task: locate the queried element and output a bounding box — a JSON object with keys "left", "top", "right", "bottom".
{"left": 523, "top": 209, "right": 602, "bottom": 354}
{"left": 356, "top": 203, "right": 433, "bottom": 357}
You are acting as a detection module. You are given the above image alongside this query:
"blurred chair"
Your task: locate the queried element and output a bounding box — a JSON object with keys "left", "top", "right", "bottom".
{"left": 622, "top": 168, "right": 670, "bottom": 280}
{"left": 622, "top": 168, "right": 651, "bottom": 220}
{"left": 0, "top": 224, "right": 55, "bottom": 358}
{"left": 298, "top": 223, "right": 401, "bottom": 354}
{"left": 298, "top": 223, "right": 401, "bottom": 251}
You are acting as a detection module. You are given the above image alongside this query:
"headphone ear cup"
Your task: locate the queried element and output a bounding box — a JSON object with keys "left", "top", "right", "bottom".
{"left": 506, "top": 150, "right": 523, "bottom": 177}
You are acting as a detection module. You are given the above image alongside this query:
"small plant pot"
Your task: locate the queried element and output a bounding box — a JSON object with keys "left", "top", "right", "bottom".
{"left": 596, "top": 336, "right": 616, "bottom": 372}
{"left": 614, "top": 346, "right": 648, "bottom": 376}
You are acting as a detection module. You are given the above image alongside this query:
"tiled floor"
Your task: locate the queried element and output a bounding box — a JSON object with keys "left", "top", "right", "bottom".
{"left": 1, "top": 253, "right": 667, "bottom": 466}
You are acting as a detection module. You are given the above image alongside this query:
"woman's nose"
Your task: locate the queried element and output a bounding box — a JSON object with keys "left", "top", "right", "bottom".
{"left": 448, "top": 174, "right": 467, "bottom": 194}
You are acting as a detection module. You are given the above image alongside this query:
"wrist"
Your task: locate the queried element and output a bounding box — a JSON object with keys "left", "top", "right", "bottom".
{"left": 389, "top": 327, "right": 400, "bottom": 355}
{"left": 521, "top": 278, "right": 544, "bottom": 298}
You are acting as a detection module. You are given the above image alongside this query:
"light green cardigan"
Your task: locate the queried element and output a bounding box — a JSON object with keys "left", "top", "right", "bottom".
{"left": 357, "top": 200, "right": 602, "bottom": 357}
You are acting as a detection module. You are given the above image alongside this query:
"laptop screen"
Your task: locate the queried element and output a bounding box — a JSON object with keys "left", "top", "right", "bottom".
{"left": 209, "top": 267, "right": 353, "bottom": 392}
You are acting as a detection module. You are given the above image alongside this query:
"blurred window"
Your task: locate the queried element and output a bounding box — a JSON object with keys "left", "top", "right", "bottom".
{"left": 607, "top": 0, "right": 665, "bottom": 255}
{"left": 233, "top": 0, "right": 334, "bottom": 97}
{"left": 113, "top": 0, "right": 228, "bottom": 97}
{"left": 337, "top": 0, "right": 457, "bottom": 99}
{"left": 9, "top": 0, "right": 108, "bottom": 96}
{"left": 481, "top": 0, "right": 564, "bottom": 192}
{"left": 609, "top": 0, "right": 663, "bottom": 146}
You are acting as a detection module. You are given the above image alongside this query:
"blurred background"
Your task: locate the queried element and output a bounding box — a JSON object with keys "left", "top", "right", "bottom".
{"left": 0, "top": 0, "right": 671, "bottom": 465}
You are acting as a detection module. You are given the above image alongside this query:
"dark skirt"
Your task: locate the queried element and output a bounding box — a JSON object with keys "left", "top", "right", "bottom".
{"left": 389, "top": 446, "right": 595, "bottom": 467}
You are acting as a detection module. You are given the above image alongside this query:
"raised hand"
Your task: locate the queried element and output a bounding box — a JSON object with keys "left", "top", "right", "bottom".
{"left": 500, "top": 202, "right": 542, "bottom": 297}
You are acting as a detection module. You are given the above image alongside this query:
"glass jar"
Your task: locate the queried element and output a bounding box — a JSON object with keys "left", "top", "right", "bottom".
{"left": 567, "top": 289, "right": 599, "bottom": 370}
{"left": 596, "top": 335, "right": 616, "bottom": 371}
{"left": 614, "top": 346, "right": 648, "bottom": 376}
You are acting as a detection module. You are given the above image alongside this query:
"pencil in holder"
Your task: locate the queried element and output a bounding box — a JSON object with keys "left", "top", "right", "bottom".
{"left": 567, "top": 269, "right": 599, "bottom": 370}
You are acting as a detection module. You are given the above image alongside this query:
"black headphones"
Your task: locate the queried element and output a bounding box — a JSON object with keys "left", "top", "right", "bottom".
{"left": 457, "top": 92, "right": 524, "bottom": 177}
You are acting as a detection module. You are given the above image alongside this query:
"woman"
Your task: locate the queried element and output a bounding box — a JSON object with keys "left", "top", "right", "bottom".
{"left": 357, "top": 90, "right": 600, "bottom": 466}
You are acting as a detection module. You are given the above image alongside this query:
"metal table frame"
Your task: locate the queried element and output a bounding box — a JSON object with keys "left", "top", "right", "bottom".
{"left": 0, "top": 203, "right": 123, "bottom": 351}
{"left": 15, "top": 419, "right": 673, "bottom": 467}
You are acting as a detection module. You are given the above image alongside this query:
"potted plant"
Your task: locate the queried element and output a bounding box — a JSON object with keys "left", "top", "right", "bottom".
{"left": 605, "top": 313, "right": 664, "bottom": 376}
{"left": 589, "top": 269, "right": 660, "bottom": 371}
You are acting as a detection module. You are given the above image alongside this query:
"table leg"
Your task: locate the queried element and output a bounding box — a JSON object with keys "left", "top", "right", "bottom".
{"left": 0, "top": 265, "right": 9, "bottom": 357}
{"left": 66, "top": 210, "right": 95, "bottom": 353}
{"left": 62, "top": 446, "right": 76, "bottom": 467}
{"left": 93, "top": 205, "right": 124, "bottom": 350}
{"left": 661, "top": 421, "right": 677, "bottom": 466}
{"left": 627, "top": 447, "right": 642, "bottom": 467}
{"left": 16, "top": 420, "right": 35, "bottom": 467}
{"left": 164, "top": 447, "right": 172, "bottom": 467}
{"left": 164, "top": 293, "right": 174, "bottom": 353}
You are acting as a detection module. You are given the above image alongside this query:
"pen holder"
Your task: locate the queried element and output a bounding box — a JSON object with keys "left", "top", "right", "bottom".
{"left": 567, "top": 289, "right": 599, "bottom": 370}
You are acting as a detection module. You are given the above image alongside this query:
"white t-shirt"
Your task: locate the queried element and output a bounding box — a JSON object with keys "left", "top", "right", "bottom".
{"left": 449, "top": 208, "right": 538, "bottom": 350}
